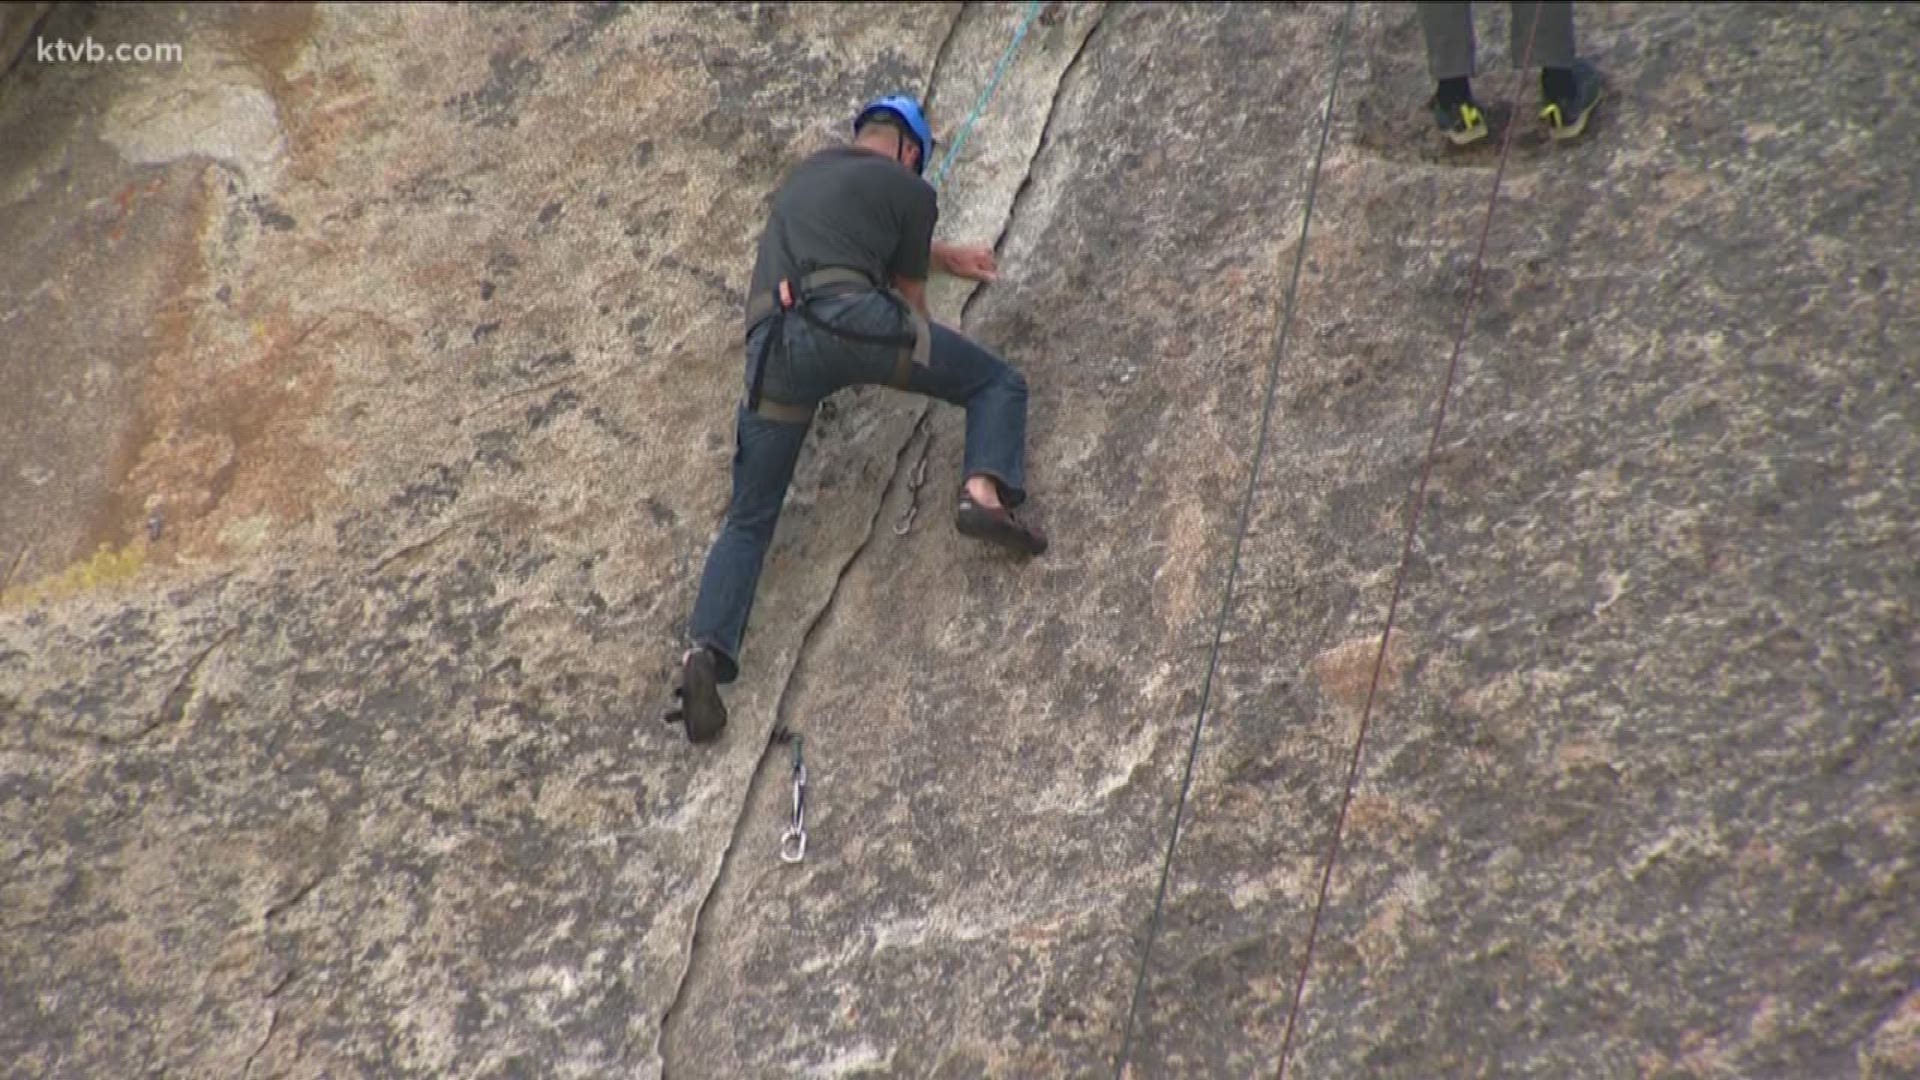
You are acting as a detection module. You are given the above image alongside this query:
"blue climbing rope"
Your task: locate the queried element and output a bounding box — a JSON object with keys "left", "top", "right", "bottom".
{"left": 892, "top": 0, "right": 1048, "bottom": 537}
{"left": 931, "top": 0, "right": 1047, "bottom": 190}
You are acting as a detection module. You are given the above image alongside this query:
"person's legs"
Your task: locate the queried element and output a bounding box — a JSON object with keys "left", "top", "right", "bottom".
{"left": 783, "top": 291, "right": 1047, "bottom": 555}
{"left": 791, "top": 295, "right": 1033, "bottom": 502}
{"left": 1512, "top": 1, "right": 1576, "bottom": 73}
{"left": 1419, "top": 2, "right": 1477, "bottom": 83}
{"left": 672, "top": 316, "right": 828, "bottom": 744}
{"left": 1419, "top": 3, "right": 1489, "bottom": 145}
{"left": 904, "top": 322, "right": 1030, "bottom": 508}
{"left": 686, "top": 401, "right": 812, "bottom": 685}
{"left": 1512, "top": 2, "right": 1603, "bottom": 140}
{"left": 905, "top": 323, "right": 1047, "bottom": 555}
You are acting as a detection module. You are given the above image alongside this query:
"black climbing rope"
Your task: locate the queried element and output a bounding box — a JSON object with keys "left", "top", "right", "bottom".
{"left": 1269, "top": 7, "right": 1548, "bottom": 1079}
{"left": 1113, "top": 3, "right": 1356, "bottom": 1076}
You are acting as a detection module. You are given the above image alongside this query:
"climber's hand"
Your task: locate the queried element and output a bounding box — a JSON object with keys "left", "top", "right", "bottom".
{"left": 934, "top": 242, "right": 998, "bottom": 284}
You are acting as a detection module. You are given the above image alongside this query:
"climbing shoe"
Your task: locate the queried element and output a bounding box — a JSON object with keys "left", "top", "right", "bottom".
{"left": 668, "top": 646, "right": 727, "bottom": 745}
{"left": 1430, "top": 95, "right": 1489, "bottom": 147}
{"left": 955, "top": 492, "right": 1048, "bottom": 557}
{"left": 1540, "top": 59, "right": 1605, "bottom": 142}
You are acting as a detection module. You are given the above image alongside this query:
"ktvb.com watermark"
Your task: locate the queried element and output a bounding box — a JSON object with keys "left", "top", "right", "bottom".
{"left": 36, "top": 35, "right": 184, "bottom": 65}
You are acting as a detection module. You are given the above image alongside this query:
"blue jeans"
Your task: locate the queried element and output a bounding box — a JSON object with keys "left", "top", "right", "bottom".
{"left": 687, "top": 293, "right": 1030, "bottom": 683}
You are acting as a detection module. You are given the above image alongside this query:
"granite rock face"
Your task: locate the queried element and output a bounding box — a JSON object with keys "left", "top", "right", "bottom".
{"left": 2, "top": 3, "right": 1915, "bottom": 1079}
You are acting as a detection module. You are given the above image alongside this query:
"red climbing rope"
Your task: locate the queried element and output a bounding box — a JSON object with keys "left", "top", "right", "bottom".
{"left": 1271, "top": 6, "right": 1546, "bottom": 1078}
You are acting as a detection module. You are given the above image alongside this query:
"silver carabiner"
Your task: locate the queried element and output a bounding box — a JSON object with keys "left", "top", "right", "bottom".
{"left": 779, "top": 758, "right": 807, "bottom": 864}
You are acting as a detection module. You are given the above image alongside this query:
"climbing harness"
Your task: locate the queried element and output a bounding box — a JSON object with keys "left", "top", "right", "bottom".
{"left": 743, "top": 253, "right": 929, "bottom": 425}
{"left": 743, "top": 89, "right": 945, "bottom": 425}
{"left": 1112, "top": 2, "right": 1354, "bottom": 1076}
{"left": 773, "top": 727, "right": 808, "bottom": 864}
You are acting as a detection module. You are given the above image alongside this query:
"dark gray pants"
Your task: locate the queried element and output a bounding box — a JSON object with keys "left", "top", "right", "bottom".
{"left": 1417, "top": 2, "right": 1576, "bottom": 81}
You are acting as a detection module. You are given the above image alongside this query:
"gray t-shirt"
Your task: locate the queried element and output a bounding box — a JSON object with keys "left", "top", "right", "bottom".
{"left": 746, "top": 145, "right": 938, "bottom": 315}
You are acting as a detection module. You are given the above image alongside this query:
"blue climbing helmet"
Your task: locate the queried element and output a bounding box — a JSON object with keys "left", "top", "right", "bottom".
{"left": 854, "top": 94, "right": 934, "bottom": 176}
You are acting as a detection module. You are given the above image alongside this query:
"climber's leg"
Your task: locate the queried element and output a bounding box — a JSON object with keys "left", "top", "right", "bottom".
{"left": 901, "top": 322, "right": 1048, "bottom": 557}
{"left": 687, "top": 402, "right": 812, "bottom": 687}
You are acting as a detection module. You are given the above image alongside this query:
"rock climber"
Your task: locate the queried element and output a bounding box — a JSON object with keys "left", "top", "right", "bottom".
{"left": 667, "top": 94, "right": 1048, "bottom": 745}
{"left": 1418, "top": 2, "right": 1606, "bottom": 146}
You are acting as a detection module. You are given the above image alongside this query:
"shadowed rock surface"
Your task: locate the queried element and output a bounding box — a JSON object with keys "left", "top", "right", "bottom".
{"left": 1, "top": 5, "right": 52, "bottom": 76}
{"left": 2, "top": 3, "right": 1915, "bottom": 1078}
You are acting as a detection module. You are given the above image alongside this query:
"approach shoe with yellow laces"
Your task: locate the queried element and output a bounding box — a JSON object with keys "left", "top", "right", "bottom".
{"left": 1540, "top": 59, "right": 1605, "bottom": 141}
{"left": 1430, "top": 95, "right": 1489, "bottom": 146}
